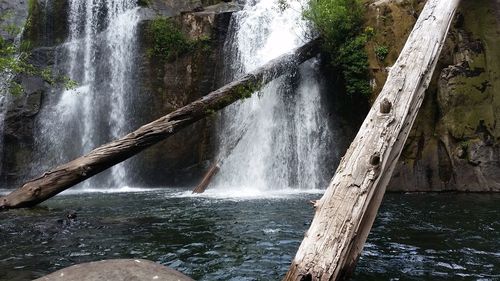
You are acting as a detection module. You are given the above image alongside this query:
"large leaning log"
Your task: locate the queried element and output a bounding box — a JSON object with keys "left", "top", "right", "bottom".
{"left": 0, "top": 39, "right": 319, "bottom": 210}
{"left": 283, "top": 1, "right": 460, "bottom": 280}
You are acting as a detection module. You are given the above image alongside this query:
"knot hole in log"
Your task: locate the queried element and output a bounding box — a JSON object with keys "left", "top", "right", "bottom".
{"left": 30, "top": 187, "right": 41, "bottom": 197}
{"left": 369, "top": 153, "right": 381, "bottom": 166}
{"left": 380, "top": 98, "right": 392, "bottom": 114}
{"left": 300, "top": 273, "right": 312, "bottom": 281}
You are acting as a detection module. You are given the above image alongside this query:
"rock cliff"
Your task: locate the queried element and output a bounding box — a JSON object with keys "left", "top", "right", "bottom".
{"left": 1, "top": 0, "right": 499, "bottom": 191}
{"left": 0, "top": 0, "right": 236, "bottom": 187}
{"left": 365, "top": 0, "right": 500, "bottom": 191}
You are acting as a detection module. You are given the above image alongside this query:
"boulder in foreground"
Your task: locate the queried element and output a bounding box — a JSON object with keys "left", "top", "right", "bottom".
{"left": 34, "top": 259, "right": 194, "bottom": 281}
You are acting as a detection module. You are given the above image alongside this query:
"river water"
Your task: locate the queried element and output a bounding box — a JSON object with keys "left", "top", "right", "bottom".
{"left": 0, "top": 0, "right": 498, "bottom": 280}
{"left": 0, "top": 191, "right": 498, "bottom": 281}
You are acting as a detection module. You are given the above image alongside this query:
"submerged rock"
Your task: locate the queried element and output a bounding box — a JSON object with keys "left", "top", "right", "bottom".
{"left": 35, "top": 259, "right": 194, "bottom": 281}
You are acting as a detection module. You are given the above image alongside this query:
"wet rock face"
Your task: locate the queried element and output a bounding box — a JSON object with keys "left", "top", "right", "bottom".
{"left": 133, "top": 5, "right": 235, "bottom": 186}
{"left": 0, "top": 1, "right": 234, "bottom": 187}
{"left": 0, "top": 0, "right": 29, "bottom": 42}
{"left": 1, "top": 75, "right": 46, "bottom": 187}
{"left": 23, "top": 0, "right": 69, "bottom": 48}
{"left": 389, "top": 0, "right": 500, "bottom": 192}
{"left": 142, "top": 0, "right": 227, "bottom": 16}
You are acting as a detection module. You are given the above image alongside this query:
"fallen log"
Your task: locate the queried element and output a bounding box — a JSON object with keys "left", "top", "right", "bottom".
{"left": 192, "top": 120, "right": 250, "bottom": 194}
{"left": 192, "top": 161, "right": 220, "bottom": 194}
{"left": 0, "top": 39, "right": 319, "bottom": 210}
{"left": 283, "top": 1, "right": 460, "bottom": 281}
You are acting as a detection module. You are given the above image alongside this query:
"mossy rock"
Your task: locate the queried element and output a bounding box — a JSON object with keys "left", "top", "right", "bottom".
{"left": 23, "top": 0, "right": 69, "bottom": 48}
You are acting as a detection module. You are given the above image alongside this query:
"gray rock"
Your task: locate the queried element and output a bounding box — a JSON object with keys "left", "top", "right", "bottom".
{"left": 0, "top": 0, "right": 28, "bottom": 42}
{"left": 35, "top": 259, "right": 194, "bottom": 281}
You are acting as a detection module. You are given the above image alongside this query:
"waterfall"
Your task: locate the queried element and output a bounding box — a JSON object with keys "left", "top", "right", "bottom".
{"left": 32, "top": 0, "right": 139, "bottom": 189}
{"left": 211, "top": 0, "right": 336, "bottom": 193}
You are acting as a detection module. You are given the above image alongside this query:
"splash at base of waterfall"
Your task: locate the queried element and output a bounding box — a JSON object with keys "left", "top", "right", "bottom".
{"left": 212, "top": 0, "right": 336, "bottom": 193}
{"left": 31, "top": 0, "right": 139, "bottom": 189}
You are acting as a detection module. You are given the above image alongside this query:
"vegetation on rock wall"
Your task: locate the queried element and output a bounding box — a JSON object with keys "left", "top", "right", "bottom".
{"left": 363, "top": 0, "right": 424, "bottom": 99}
{"left": 147, "top": 16, "right": 211, "bottom": 63}
{"left": 304, "top": 0, "right": 371, "bottom": 97}
{"left": 0, "top": 0, "right": 74, "bottom": 95}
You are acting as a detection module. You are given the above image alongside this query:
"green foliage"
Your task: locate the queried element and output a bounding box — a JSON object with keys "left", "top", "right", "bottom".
{"left": 147, "top": 17, "right": 214, "bottom": 63}
{"left": 147, "top": 17, "right": 191, "bottom": 62}
{"left": 364, "top": 26, "right": 375, "bottom": 39}
{"left": 25, "top": 0, "right": 39, "bottom": 31}
{"left": 304, "top": 0, "right": 364, "bottom": 46}
{"left": 9, "top": 81, "right": 23, "bottom": 95}
{"left": 337, "top": 35, "right": 371, "bottom": 96}
{"left": 304, "top": 0, "right": 371, "bottom": 97}
{"left": 0, "top": 36, "right": 32, "bottom": 75}
{"left": 234, "top": 80, "right": 262, "bottom": 100}
{"left": 0, "top": 8, "right": 76, "bottom": 95}
{"left": 374, "top": 45, "right": 389, "bottom": 61}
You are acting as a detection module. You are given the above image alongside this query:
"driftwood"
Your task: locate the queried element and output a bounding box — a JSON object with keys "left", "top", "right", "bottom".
{"left": 192, "top": 161, "right": 220, "bottom": 194}
{"left": 192, "top": 119, "right": 250, "bottom": 194}
{"left": 283, "top": 1, "right": 460, "bottom": 280}
{"left": 0, "top": 39, "right": 319, "bottom": 210}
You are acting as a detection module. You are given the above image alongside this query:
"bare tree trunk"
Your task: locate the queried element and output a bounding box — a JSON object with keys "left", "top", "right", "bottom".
{"left": 0, "top": 39, "right": 319, "bottom": 210}
{"left": 192, "top": 116, "right": 250, "bottom": 193}
{"left": 192, "top": 161, "right": 220, "bottom": 194}
{"left": 283, "top": 1, "right": 460, "bottom": 280}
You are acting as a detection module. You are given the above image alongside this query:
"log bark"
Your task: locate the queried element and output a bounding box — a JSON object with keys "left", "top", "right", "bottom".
{"left": 192, "top": 118, "right": 250, "bottom": 194}
{"left": 0, "top": 39, "right": 319, "bottom": 210}
{"left": 192, "top": 161, "right": 220, "bottom": 194}
{"left": 283, "top": 1, "right": 460, "bottom": 280}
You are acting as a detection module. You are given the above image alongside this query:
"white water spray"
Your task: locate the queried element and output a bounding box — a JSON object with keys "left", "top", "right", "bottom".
{"left": 211, "top": 0, "right": 335, "bottom": 194}
{"left": 33, "top": 0, "right": 139, "bottom": 188}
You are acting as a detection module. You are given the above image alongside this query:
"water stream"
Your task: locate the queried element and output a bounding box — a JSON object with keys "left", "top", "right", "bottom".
{"left": 212, "top": 0, "right": 336, "bottom": 194}
{"left": 0, "top": 1, "right": 498, "bottom": 280}
{"left": 32, "top": 0, "right": 140, "bottom": 189}
{"left": 0, "top": 192, "right": 498, "bottom": 281}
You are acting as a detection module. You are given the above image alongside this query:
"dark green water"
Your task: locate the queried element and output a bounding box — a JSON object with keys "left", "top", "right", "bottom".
{"left": 0, "top": 190, "right": 498, "bottom": 281}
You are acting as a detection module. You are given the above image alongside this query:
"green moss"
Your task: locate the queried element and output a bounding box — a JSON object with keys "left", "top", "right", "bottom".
{"left": 147, "top": 17, "right": 192, "bottom": 62}
{"left": 147, "top": 17, "right": 214, "bottom": 63}
{"left": 374, "top": 45, "right": 389, "bottom": 61}
{"left": 205, "top": 108, "right": 215, "bottom": 116}
{"left": 233, "top": 80, "right": 262, "bottom": 100}
{"left": 442, "top": 104, "right": 494, "bottom": 139}
{"left": 25, "top": 0, "right": 39, "bottom": 35}
{"left": 305, "top": 0, "right": 371, "bottom": 97}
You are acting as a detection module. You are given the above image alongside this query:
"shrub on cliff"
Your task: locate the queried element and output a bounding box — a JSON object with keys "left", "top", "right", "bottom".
{"left": 147, "top": 17, "right": 191, "bottom": 62}
{"left": 0, "top": 3, "right": 75, "bottom": 95}
{"left": 147, "top": 17, "right": 212, "bottom": 63}
{"left": 304, "top": 0, "right": 371, "bottom": 97}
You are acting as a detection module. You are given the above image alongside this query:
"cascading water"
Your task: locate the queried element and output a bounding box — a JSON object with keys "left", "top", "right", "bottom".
{"left": 32, "top": 0, "right": 140, "bottom": 189}
{"left": 211, "top": 0, "right": 337, "bottom": 194}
